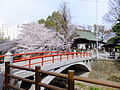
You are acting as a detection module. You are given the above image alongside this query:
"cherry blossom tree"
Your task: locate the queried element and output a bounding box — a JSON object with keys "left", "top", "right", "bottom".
{"left": 14, "top": 23, "right": 71, "bottom": 53}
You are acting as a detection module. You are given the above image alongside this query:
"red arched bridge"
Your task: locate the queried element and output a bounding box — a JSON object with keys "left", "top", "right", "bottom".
{"left": 0, "top": 51, "right": 93, "bottom": 76}
{"left": 0, "top": 51, "right": 94, "bottom": 89}
{"left": 1, "top": 51, "right": 120, "bottom": 90}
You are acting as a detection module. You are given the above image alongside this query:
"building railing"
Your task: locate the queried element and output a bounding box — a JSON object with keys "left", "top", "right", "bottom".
{"left": 5, "top": 62, "right": 120, "bottom": 90}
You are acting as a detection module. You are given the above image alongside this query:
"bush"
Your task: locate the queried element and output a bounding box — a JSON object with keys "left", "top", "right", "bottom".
{"left": 89, "top": 87, "right": 100, "bottom": 90}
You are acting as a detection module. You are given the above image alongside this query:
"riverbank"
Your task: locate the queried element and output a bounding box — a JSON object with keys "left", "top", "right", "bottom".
{"left": 49, "top": 59, "right": 120, "bottom": 90}
{"left": 75, "top": 59, "right": 120, "bottom": 90}
{"left": 90, "top": 59, "right": 120, "bottom": 82}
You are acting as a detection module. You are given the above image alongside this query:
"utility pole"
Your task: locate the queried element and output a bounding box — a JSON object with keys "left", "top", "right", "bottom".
{"left": 96, "top": 0, "right": 99, "bottom": 59}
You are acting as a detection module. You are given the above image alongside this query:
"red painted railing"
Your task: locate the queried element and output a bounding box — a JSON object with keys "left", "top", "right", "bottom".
{"left": 0, "top": 51, "right": 91, "bottom": 68}
{"left": 0, "top": 51, "right": 67, "bottom": 62}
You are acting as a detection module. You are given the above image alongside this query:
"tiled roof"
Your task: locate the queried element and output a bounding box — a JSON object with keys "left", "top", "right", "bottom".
{"left": 74, "top": 29, "right": 96, "bottom": 41}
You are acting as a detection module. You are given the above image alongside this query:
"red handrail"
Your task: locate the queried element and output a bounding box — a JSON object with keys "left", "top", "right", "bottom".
{"left": 0, "top": 51, "right": 68, "bottom": 62}
{"left": 13, "top": 52, "right": 91, "bottom": 68}
{"left": 0, "top": 51, "right": 91, "bottom": 68}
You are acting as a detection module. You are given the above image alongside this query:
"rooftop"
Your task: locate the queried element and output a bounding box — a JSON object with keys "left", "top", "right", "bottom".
{"left": 73, "top": 29, "right": 96, "bottom": 41}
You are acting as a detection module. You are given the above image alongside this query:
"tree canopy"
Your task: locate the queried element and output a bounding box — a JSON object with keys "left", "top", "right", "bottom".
{"left": 112, "top": 21, "right": 120, "bottom": 36}
{"left": 107, "top": 20, "right": 120, "bottom": 44}
{"left": 14, "top": 23, "right": 71, "bottom": 53}
{"left": 107, "top": 21, "right": 120, "bottom": 57}
{"left": 103, "top": 0, "right": 120, "bottom": 23}
{"left": 38, "top": 2, "right": 72, "bottom": 39}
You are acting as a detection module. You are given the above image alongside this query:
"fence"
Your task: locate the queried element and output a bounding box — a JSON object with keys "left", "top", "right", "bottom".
{"left": 5, "top": 62, "right": 120, "bottom": 90}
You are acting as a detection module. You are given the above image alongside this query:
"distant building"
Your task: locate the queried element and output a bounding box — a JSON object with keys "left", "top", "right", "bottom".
{"left": 71, "top": 29, "right": 104, "bottom": 52}
{"left": 0, "top": 20, "right": 5, "bottom": 38}
{"left": 0, "top": 20, "right": 21, "bottom": 40}
{"left": 4, "top": 24, "right": 20, "bottom": 40}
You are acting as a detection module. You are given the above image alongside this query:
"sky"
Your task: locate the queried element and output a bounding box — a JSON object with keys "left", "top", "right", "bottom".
{"left": 0, "top": 0, "right": 109, "bottom": 26}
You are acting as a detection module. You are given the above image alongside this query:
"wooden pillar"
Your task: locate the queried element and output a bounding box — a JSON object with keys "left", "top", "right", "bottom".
{"left": 68, "top": 70, "right": 74, "bottom": 90}
{"left": 35, "top": 66, "right": 41, "bottom": 90}
{"left": 5, "top": 62, "right": 10, "bottom": 90}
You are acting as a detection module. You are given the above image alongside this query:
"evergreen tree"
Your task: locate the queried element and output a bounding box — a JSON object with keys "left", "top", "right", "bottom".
{"left": 38, "top": 19, "right": 45, "bottom": 24}
{"left": 108, "top": 21, "right": 120, "bottom": 57}
{"left": 38, "top": 2, "right": 72, "bottom": 40}
{"left": 112, "top": 21, "right": 120, "bottom": 36}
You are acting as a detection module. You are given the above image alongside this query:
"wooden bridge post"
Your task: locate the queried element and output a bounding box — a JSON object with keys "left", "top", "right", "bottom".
{"left": 68, "top": 70, "right": 74, "bottom": 90}
{"left": 5, "top": 62, "right": 10, "bottom": 90}
{"left": 35, "top": 66, "right": 41, "bottom": 90}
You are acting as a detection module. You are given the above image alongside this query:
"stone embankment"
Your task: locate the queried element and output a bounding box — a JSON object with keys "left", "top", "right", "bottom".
{"left": 91, "top": 59, "right": 120, "bottom": 74}
{"left": 76, "top": 59, "right": 120, "bottom": 90}
{"left": 50, "top": 59, "right": 120, "bottom": 90}
{"left": 89, "top": 59, "right": 120, "bottom": 81}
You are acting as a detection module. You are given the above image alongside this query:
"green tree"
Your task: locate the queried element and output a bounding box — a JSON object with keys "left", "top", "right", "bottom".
{"left": 38, "top": 2, "right": 72, "bottom": 39}
{"left": 112, "top": 21, "right": 120, "bottom": 36}
{"left": 45, "top": 11, "right": 65, "bottom": 32}
{"left": 108, "top": 21, "right": 120, "bottom": 57}
{"left": 38, "top": 19, "right": 45, "bottom": 24}
{"left": 38, "top": 11, "right": 65, "bottom": 32}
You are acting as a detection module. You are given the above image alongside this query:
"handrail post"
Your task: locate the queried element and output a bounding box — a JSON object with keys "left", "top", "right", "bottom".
{"left": 35, "top": 66, "right": 41, "bottom": 90}
{"left": 60, "top": 55, "right": 62, "bottom": 61}
{"left": 76, "top": 53, "right": 78, "bottom": 58}
{"left": 5, "top": 62, "right": 10, "bottom": 90}
{"left": 4, "top": 52, "right": 13, "bottom": 64}
{"left": 68, "top": 70, "right": 74, "bottom": 90}
{"left": 4, "top": 52, "right": 13, "bottom": 75}
{"left": 29, "top": 59, "right": 31, "bottom": 68}
{"left": 52, "top": 56, "right": 54, "bottom": 63}
{"left": 80, "top": 52, "right": 82, "bottom": 57}
{"left": 84, "top": 52, "right": 86, "bottom": 57}
{"left": 86, "top": 52, "right": 88, "bottom": 57}
{"left": 72, "top": 53, "right": 74, "bottom": 59}
{"left": 42, "top": 57, "right": 44, "bottom": 66}
{"left": 67, "top": 54, "right": 68, "bottom": 60}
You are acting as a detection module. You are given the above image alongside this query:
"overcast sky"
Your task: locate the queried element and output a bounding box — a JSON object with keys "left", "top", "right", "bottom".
{"left": 0, "top": 0, "right": 109, "bottom": 26}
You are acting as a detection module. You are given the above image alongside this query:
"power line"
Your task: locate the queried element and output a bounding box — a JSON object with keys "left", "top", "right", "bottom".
{"left": 79, "top": 0, "right": 105, "bottom": 3}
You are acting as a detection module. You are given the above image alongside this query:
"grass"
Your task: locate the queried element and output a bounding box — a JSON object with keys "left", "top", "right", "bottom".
{"left": 89, "top": 87, "right": 100, "bottom": 90}
{"left": 107, "top": 76, "right": 120, "bottom": 82}
{"left": 75, "top": 82, "right": 86, "bottom": 88}
{"left": 75, "top": 82, "right": 116, "bottom": 90}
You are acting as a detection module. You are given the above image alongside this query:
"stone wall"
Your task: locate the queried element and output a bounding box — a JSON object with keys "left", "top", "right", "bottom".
{"left": 88, "top": 59, "right": 120, "bottom": 81}
{"left": 91, "top": 59, "right": 120, "bottom": 73}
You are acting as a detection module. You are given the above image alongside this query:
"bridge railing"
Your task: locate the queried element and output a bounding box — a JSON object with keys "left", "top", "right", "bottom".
{"left": 13, "top": 52, "right": 91, "bottom": 68}
{"left": 5, "top": 62, "right": 120, "bottom": 90}
{"left": 0, "top": 51, "right": 68, "bottom": 62}
{"left": 0, "top": 51, "right": 92, "bottom": 68}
